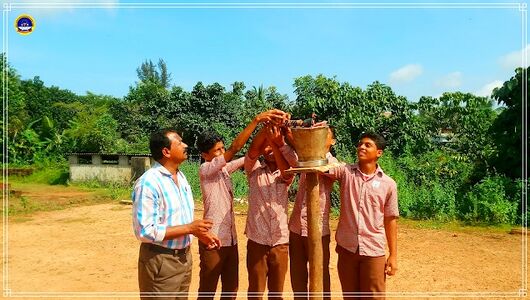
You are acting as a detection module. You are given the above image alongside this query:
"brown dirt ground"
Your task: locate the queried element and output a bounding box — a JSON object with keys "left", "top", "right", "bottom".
{"left": 1, "top": 187, "right": 528, "bottom": 300}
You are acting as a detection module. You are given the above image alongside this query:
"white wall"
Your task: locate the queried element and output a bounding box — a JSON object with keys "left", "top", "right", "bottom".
{"left": 70, "top": 165, "right": 132, "bottom": 184}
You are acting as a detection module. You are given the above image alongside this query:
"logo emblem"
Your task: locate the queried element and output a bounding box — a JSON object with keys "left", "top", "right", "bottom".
{"left": 15, "top": 15, "right": 35, "bottom": 35}
{"left": 372, "top": 180, "right": 381, "bottom": 189}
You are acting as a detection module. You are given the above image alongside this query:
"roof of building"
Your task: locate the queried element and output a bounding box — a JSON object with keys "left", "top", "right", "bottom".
{"left": 67, "top": 153, "right": 152, "bottom": 157}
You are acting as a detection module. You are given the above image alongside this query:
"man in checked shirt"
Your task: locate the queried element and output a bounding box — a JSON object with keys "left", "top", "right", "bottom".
{"left": 132, "top": 129, "right": 221, "bottom": 300}
{"left": 323, "top": 132, "right": 398, "bottom": 300}
{"left": 244, "top": 124, "right": 295, "bottom": 300}
{"left": 196, "top": 109, "right": 289, "bottom": 300}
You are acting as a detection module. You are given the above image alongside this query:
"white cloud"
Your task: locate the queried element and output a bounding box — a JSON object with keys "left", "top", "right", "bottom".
{"left": 475, "top": 80, "right": 503, "bottom": 97}
{"left": 389, "top": 64, "right": 423, "bottom": 84}
{"left": 498, "top": 44, "right": 530, "bottom": 70}
{"left": 435, "top": 71, "right": 462, "bottom": 88}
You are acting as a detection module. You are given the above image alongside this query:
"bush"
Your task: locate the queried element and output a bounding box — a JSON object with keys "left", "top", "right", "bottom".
{"left": 231, "top": 169, "right": 249, "bottom": 200}
{"left": 407, "top": 183, "right": 457, "bottom": 221}
{"left": 460, "top": 176, "right": 517, "bottom": 224}
{"left": 179, "top": 161, "right": 201, "bottom": 200}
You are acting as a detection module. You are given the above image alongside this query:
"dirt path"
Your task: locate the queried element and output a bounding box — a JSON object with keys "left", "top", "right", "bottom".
{"left": 1, "top": 201, "right": 527, "bottom": 299}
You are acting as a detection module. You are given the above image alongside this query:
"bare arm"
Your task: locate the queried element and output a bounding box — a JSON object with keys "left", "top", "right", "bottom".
{"left": 384, "top": 216, "right": 398, "bottom": 276}
{"left": 247, "top": 127, "right": 268, "bottom": 161}
{"left": 225, "top": 109, "right": 288, "bottom": 162}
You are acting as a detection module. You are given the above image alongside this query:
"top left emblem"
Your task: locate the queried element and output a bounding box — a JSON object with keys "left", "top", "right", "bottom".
{"left": 15, "top": 15, "right": 35, "bottom": 35}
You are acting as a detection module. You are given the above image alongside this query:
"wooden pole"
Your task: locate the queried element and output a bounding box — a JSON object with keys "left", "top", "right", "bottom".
{"left": 306, "top": 172, "right": 323, "bottom": 299}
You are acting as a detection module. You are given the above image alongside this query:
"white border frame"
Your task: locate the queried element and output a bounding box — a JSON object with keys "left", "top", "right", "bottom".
{"left": 2, "top": 2, "right": 528, "bottom": 298}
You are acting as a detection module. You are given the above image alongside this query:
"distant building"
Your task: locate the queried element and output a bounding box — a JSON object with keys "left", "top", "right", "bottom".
{"left": 432, "top": 128, "right": 454, "bottom": 144}
{"left": 68, "top": 153, "right": 153, "bottom": 184}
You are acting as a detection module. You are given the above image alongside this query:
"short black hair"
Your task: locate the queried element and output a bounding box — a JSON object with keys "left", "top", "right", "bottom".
{"left": 197, "top": 131, "right": 224, "bottom": 154}
{"left": 150, "top": 128, "right": 178, "bottom": 161}
{"left": 359, "top": 131, "right": 386, "bottom": 150}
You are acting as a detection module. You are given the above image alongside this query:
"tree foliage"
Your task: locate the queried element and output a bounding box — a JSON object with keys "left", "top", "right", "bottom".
{"left": 2, "top": 55, "right": 525, "bottom": 224}
{"left": 489, "top": 67, "right": 527, "bottom": 179}
{"left": 136, "top": 59, "right": 172, "bottom": 89}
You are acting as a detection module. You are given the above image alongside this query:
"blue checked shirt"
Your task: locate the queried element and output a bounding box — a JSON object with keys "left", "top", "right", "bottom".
{"left": 132, "top": 162, "right": 194, "bottom": 249}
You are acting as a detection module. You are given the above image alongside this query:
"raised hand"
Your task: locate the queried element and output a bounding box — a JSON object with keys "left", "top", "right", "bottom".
{"left": 265, "top": 125, "right": 285, "bottom": 147}
{"left": 255, "top": 109, "right": 290, "bottom": 126}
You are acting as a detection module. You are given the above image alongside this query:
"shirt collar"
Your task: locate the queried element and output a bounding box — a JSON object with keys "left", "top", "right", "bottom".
{"left": 351, "top": 163, "right": 384, "bottom": 177}
{"left": 153, "top": 161, "right": 173, "bottom": 177}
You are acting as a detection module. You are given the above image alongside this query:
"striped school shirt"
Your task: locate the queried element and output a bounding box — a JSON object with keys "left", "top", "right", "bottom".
{"left": 132, "top": 162, "right": 195, "bottom": 249}
{"left": 244, "top": 150, "right": 294, "bottom": 247}
{"left": 327, "top": 163, "right": 399, "bottom": 257}
{"left": 200, "top": 155, "right": 245, "bottom": 247}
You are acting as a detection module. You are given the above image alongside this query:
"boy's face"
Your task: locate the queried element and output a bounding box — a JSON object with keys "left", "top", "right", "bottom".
{"left": 356, "top": 137, "right": 382, "bottom": 162}
{"left": 262, "top": 143, "right": 276, "bottom": 162}
{"left": 201, "top": 141, "right": 225, "bottom": 162}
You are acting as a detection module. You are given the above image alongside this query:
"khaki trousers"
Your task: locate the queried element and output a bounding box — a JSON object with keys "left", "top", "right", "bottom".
{"left": 246, "top": 239, "right": 289, "bottom": 300}
{"left": 198, "top": 243, "right": 239, "bottom": 300}
{"left": 288, "top": 231, "right": 331, "bottom": 300}
{"left": 138, "top": 243, "right": 192, "bottom": 300}
{"left": 336, "top": 245, "right": 386, "bottom": 300}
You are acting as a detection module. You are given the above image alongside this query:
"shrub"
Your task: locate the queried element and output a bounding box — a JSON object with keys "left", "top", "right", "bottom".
{"left": 460, "top": 176, "right": 517, "bottom": 224}
{"left": 407, "top": 183, "right": 457, "bottom": 221}
{"left": 179, "top": 161, "right": 201, "bottom": 200}
{"left": 231, "top": 169, "right": 249, "bottom": 199}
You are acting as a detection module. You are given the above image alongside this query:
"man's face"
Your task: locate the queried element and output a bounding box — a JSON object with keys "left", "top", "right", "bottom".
{"left": 202, "top": 141, "right": 225, "bottom": 162}
{"left": 165, "top": 132, "right": 188, "bottom": 163}
{"left": 356, "top": 137, "right": 382, "bottom": 162}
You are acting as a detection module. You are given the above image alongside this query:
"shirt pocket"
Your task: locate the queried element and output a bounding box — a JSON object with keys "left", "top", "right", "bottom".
{"left": 367, "top": 187, "right": 385, "bottom": 210}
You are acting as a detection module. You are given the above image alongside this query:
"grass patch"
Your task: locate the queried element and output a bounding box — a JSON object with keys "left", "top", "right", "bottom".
{"left": 3, "top": 181, "right": 122, "bottom": 221}
{"left": 9, "top": 163, "right": 69, "bottom": 185}
{"left": 73, "top": 180, "right": 132, "bottom": 201}
{"left": 398, "top": 218, "right": 514, "bottom": 233}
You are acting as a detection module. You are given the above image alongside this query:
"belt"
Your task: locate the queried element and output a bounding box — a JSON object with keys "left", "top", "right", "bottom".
{"left": 147, "top": 243, "right": 189, "bottom": 256}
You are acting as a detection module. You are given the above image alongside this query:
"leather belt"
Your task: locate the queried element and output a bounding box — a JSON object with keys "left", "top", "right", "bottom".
{"left": 146, "top": 243, "right": 189, "bottom": 256}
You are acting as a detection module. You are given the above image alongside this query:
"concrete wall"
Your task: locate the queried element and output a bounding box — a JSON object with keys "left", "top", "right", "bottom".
{"left": 70, "top": 165, "right": 132, "bottom": 184}
{"left": 69, "top": 155, "right": 151, "bottom": 184}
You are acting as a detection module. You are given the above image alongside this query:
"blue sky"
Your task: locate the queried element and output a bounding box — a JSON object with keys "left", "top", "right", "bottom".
{"left": 4, "top": 1, "right": 528, "bottom": 103}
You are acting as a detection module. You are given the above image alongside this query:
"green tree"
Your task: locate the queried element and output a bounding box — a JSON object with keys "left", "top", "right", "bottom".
{"left": 243, "top": 85, "right": 290, "bottom": 121}
{"left": 65, "top": 106, "right": 122, "bottom": 153}
{"left": 20, "top": 77, "right": 80, "bottom": 132}
{"left": 489, "top": 67, "right": 527, "bottom": 179}
{"left": 1, "top": 53, "right": 29, "bottom": 137}
{"left": 292, "top": 75, "right": 423, "bottom": 156}
{"left": 417, "top": 92, "right": 497, "bottom": 163}
{"left": 136, "top": 59, "right": 172, "bottom": 89}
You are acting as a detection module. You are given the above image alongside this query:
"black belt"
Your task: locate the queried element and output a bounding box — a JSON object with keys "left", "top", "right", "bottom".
{"left": 147, "top": 243, "right": 189, "bottom": 256}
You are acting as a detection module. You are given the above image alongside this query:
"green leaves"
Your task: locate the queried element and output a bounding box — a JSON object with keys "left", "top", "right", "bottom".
{"left": 489, "top": 67, "right": 527, "bottom": 179}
